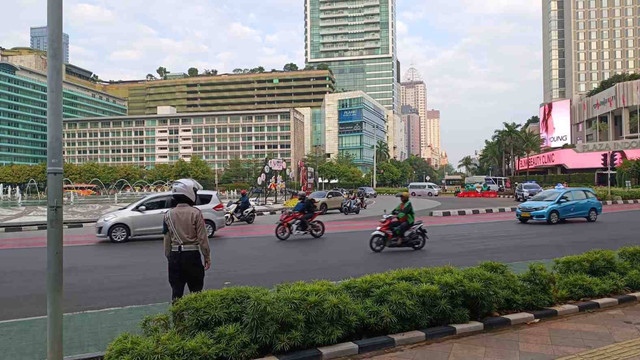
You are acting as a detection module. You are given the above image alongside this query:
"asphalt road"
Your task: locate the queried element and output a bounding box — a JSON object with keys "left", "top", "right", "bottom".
{"left": 1, "top": 206, "right": 639, "bottom": 321}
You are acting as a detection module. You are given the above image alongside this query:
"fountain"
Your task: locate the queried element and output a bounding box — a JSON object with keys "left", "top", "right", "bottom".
{"left": 24, "top": 179, "right": 42, "bottom": 200}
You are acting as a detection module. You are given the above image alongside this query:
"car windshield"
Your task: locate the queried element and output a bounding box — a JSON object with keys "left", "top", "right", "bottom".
{"left": 310, "top": 191, "right": 326, "bottom": 199}
{"left": 524, "top": 184, "right": 541, "bottom": 190}
{"left": 530, "top": 190, "right": 561, "bottom": 202}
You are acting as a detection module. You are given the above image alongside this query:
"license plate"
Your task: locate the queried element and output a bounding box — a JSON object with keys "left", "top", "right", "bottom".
{"left": 521, "top": 212, "right": 531, "bottom": 218}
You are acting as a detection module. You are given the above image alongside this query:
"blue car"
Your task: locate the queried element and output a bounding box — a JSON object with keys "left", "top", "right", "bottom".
{"left": 516, "top": 188, "right": 602, "bottom": 225}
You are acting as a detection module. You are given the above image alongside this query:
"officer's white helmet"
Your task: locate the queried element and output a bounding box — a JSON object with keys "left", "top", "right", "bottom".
{"left": 171, "top": 179, "right": 203, "bottom": 203}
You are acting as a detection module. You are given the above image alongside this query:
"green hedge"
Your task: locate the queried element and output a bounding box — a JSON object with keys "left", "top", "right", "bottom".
{"left": 374, "top": 187, "right": 407, "bottom": 194}
{"left": 594, "top": 188, "right": 640, "bottom": 200}
{"left": 106, "top": 247, "right": 640, "bottom": 360}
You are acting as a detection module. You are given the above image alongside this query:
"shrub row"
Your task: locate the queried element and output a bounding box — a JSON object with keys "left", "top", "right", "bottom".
{"left": 513, "top": 173, "right": 595, "bottom": 187}
{"left": 105, "top": 247, "right": 640, "bottom": 360}
{"left": 375, "top": 187, "right": 407, "bottom": 195}
{"left": 594, "top": 188, "right": 640, "bottom": 200}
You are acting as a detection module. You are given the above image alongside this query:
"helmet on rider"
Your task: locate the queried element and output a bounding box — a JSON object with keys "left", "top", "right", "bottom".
{"left": 172, "top": 179, "right": 203, "bottom": 205}
{"left": 298, "top": 191, "right": 307, "bottom": 201}
{"left": 400, "top": 192, "right": 410, "bottom": 203}
{"left": 240, "top": 189, "right": 247, "bottom": 196}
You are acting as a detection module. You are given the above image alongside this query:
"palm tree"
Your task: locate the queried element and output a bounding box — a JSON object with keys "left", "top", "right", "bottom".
{"left": 376, "top": 140, "right": 390, "bottom": 163}
{"left": 458, "top": 156, "right": 476, "bottom": 176}
{"left": 519, "top": 130, "right": 541, "bottom": 177}
{"left": 498, "top": 122, "right": 522, "bottom": 177}
{"left": 479, "top": 140, "right": 502, "bottom": 176}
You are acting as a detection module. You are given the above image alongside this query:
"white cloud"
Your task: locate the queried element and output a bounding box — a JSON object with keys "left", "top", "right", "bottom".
{"left": 67, "top": 3, "right": 115, "bottom": 25}
{"left": 228, "top": 22, "right": 261, "bottom": 41}
{"left": 109, "top": 49, "right": 141, "bottom": 61}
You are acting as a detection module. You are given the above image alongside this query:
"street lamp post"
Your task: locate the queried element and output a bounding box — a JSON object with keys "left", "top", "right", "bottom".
{"left": 46, "top": 0, "right": 64, "bottom": 358}
{"left": 373, "top": 124, "right": 377, "bottom": 188}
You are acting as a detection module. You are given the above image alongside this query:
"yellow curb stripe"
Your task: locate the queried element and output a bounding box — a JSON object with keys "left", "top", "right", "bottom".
{"left": 557, "top": 338, "right": 640, "bottom": 360}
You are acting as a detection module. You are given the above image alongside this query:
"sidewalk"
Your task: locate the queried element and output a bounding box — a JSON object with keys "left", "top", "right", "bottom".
{"left": 364, "top": 303, "right": 640, "bottom": 360}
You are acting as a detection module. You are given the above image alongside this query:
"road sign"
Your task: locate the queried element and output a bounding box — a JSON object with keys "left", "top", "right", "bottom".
{"left": 426, "top": 176, "right": 431, "bottom": 181}
{"left": 264, "top": 165, "right": 271, "bottom": 174}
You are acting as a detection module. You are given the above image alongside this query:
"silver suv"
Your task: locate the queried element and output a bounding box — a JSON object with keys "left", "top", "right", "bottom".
{"left": 96, "top": 191, "right": 226, "bottom": 243}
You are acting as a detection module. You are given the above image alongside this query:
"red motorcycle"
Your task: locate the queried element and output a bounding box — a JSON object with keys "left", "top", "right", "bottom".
{"left": 275, "top": 210, "right": 325, "bottom": 241}
{"left": 369, "top": 214, "right": 428, "bottom": 252}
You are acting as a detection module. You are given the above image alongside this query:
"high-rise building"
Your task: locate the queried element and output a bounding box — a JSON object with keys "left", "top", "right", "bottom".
{"left": 542, "top": 0, "right": 640, "bottom": 103}
{"left": 305, "top": 0, "right": 399, "bottom": 112}
{"left": 0, "top": 62, "right": 126, "bottom": 165}
{"left": 401, "top": 105, "right": 421, "bottom": 157}
{"left": 400, "top": 68, "right": 428, "bottom": 156}
{"left": 30, "top": 26, "right": 69, "bottom": 64}
{"left": 426, "top": 109, "right": 441, "bottom": 151}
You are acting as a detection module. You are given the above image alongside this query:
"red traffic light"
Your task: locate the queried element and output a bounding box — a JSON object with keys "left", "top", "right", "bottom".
{"left": 601, "top": 153, "right": 609, "bottom": 169}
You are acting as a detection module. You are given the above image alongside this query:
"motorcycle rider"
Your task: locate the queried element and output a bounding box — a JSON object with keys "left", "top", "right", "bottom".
{"left": 163, "top": 179, "right": 211, "bottom": 301}
{"left": 293, "top": 191, "right": 315, "bottom": 232}
{"left": 235, "top": 189, "right": 251, "bottom": 219}
{"left": 390, "top": 192, "right": 415, "bottom": 245}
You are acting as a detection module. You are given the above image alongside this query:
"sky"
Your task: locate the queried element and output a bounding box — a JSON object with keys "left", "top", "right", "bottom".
{"left": 0, "top": 0, "right": 543, "bottom": 166}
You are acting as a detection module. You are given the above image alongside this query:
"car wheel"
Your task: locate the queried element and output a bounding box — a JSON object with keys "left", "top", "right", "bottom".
{"left": 427, "top": 192, "right": 433, "bottom": 197}
{"left": 109, "top": 224, "right": 130, "bottom": 243}
{"left": 320, "top": 203, "right": 328, "bottom": 215}
{"left": 547, "top": 211, "right": 560, "bottom": 225}
{"left": 519, "top": 218, "right": 529, "bottom": 224}
{"left": 205, "top": 220, "right": 216, "bottom": 238}
{"left": 411, "top": 192, "right": 416, "bottom": 197}
{"left": 587, "top": 208, "right": 598, "bottom": 223}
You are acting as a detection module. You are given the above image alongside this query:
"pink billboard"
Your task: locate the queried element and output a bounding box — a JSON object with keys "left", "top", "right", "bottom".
{"left": 517, "top": 148, "right": 640, "bottom": 171}
{"left": 540, "top": 99, "right": 571, "bottom": 148}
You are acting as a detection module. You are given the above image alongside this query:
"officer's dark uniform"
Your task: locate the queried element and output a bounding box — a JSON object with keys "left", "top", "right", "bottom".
{"left": 163, "top": 204, "right": 211, "bottom": 301}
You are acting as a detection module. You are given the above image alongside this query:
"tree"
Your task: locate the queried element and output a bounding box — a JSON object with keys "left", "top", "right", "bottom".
{"left": 146, "top": 73, "right": 156, "bottom": 81}
{"left": 156, "top": 66, "right": 169, "bottom": 80}
{"left": 91, "top": 74, "right": 100, "bottom": 82}
{"left": 188, "top": 67, "right": 199, "bottom": 77}
{"left": 588, "top": 72, "right": 640, "bottom": 97}
{"left": 283, "top": 63, "right": 299, "bottom": 72}
{"left": 316, "top": 63, "right": 330, "bottom": 71}
{"left": 497, "top": 122, "right": 522, "bottom": 177}
{"left": 202, "top": 69, "right": 218, "bottom": 76}
{"left": 458, "top": 156, "right": 476, "bottom": 176}
{"left": 233, "top": 68, "right": 245, "bottom": 74}
{"left": 376, "top": 162, "right": 402, "bottom": 187}
{"left": 376, "top": 140, "right": 390, "bottom": 163}
{"left": 520, "top": 129, "right": 541, "bottom": 177}
{"left": 303, "top": 64, "right": 315, "bottom": 70}
{"left": 146, "top": 164, "right": 174, "bottom": 183}
{"left": 115, "top": 165, "right": 144, "bottom": 184}
{"left": 405, "top": 155, "right": 437, "bottom": 182}
{"left": 249, "top": 66, "right": 265, "bottom": 73}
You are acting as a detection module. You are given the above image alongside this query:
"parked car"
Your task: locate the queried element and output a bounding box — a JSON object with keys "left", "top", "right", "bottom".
{"left": 310, "top": 190, "right": 345, "bottom": 214}
{"left": 516, "top": 188, "right": 602, "bottom": 225}
{"left": 515, "top": 182, "right": 543, "bottom": 202}
{"left": 358, "top": 186, "right": 377, "bottom": 198}
{"left": 96, "top": 191, "right": 226, "bottom": 243}
{"left": 408, "top": 182, "right": 440, "bottom": 197}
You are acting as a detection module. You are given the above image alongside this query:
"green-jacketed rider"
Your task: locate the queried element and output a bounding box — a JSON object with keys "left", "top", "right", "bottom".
{"left": 390, "top": 192, "right": 415, "bottom": 244}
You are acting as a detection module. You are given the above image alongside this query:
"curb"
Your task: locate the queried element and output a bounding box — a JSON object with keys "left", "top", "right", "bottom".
{"left": 251, "top": 292, "right": 640, "bottom": 360}
{"left": 0, "top": 222, "right": 92, "bottom": 233}
{"left": 429, "top": 207, "right": 517, "bottom": 217}
{"left": 602, "top": 199, "right": 640, "bottom": 205}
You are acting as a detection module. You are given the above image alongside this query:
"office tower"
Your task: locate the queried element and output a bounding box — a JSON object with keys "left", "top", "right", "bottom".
{"left": 401, "top": 105, "right": 421, "bottom": 157}
{"left": 400, "top": 67, "right": 428, "bottom": 156}
{"left": 542, "top": 0, "right": 640, "bottom": 103}
{"left": 305, "top": 0, "right": 399, "bottom": 112}
{"left": 30, "top": 26, "right": 69, "bottom": 63}
{"left": 427, "top": 109, "right": 441, "bottom": 151}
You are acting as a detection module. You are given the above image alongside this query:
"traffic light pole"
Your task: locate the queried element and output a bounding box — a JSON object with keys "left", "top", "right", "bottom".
{"left": 608, "top": 151, "right": 612, "bottom": 198}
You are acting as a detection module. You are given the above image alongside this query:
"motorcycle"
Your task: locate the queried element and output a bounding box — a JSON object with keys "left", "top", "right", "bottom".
{"left": 369, "top": 214, "right": 428, "bottom": 252}
{"left": 225, "top": 201, "right": 256, "bottom": 226}
{"left": 342, "top": 196, "right": 361, "bottom": 215}
{"left": 275, "top": 210, "right": 325, "bottom": 240}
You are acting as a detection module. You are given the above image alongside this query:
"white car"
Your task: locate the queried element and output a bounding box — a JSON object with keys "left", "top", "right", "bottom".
{"left": 96, "top": 190, "right": 226, "bottom": 243}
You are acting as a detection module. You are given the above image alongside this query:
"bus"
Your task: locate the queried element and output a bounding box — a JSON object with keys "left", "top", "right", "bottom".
{"left": 63, "top": 184, "right": 99, "bottom": 196}
{"left": 442, "top": 175, "right": 464, "bottom": 192}
{"left": 464, "top": 176, "right": 500, "bottom": 192}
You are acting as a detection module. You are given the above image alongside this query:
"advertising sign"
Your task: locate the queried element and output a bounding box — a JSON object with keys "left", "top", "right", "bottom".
{"left": 339, "top": 122, "right": 363, "bottom": 133}
{"left": 268, "top": 159, "right": 285, "bottom": 171}
{"left": 339, "top": 108, "right": 362, "bottom": 122}
{"left": 540, "top": 99, "right": 571, "bottom": 148}
{"left": 517, "top": 148, "right": 640, "bottom": 171}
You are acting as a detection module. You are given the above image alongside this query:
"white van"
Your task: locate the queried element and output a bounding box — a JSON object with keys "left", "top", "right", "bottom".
{"left": 408, "top": 182, "right": 440, "bottom": 197}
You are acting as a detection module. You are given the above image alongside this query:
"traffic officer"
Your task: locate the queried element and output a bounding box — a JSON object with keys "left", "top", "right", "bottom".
{"left": 163, "top": 179, "right": 211, "bottom": 301}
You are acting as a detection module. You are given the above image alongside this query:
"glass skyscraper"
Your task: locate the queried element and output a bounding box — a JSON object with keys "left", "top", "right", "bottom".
{"left": 30, "top": 26, "right": 69, "bottom": 64}
{"left": 305, "top": 0, "right": 399, "bottom": 112}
